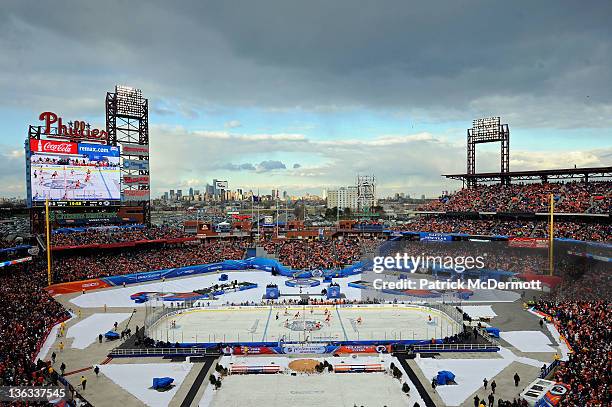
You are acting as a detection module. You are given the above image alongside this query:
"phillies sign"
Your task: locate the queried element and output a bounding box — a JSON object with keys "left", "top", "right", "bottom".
{"left": 38, "top": 111, "right": 108, "bottom": 142}
{"left": 30, "top": 139, "right": 78, "bottom": 155}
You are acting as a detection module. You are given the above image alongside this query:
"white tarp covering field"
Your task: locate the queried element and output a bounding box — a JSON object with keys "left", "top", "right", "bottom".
{"left": 460, "top": 305, "right": 497, "bottom": 319}
{"left": 67, "top": 270, "right": 523, "bottom": 312}
{"left": 415, "top": 355, "right": 511, "bottom": 406}
{"left": 414, "top": 347, "right": 549, "bottom": 406}
{"left": 499, "top": 331, "right": 556, "bottom": 353}
{"left": 69, "top": 271, "right": 365, "bottom": 309}
{"left": 66, "top": 313, "right": 130, "bottom": 349}
{"left": 99, "top": 362, "right": 193, "bottom": 407}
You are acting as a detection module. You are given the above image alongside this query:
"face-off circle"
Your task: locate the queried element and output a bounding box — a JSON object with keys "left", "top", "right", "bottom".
{"left": 286, "top": 320, "right": 323, "bottom": 331}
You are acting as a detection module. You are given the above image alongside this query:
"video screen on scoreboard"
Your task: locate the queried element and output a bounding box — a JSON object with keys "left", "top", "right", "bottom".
{"left": 29, "top": 139, "right": 121, "bottom": 203}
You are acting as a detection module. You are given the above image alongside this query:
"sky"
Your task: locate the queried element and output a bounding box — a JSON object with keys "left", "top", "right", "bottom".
{"left": 1, "top": 0, "right": 611, "bottom": 198}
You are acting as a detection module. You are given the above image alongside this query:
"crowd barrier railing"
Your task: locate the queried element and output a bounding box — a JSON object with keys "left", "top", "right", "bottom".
{"left": 412, "top": 343, "right": 499, "bottom": 352}
{"left": 109, "top": 347, "right": 219, "bottom": 357}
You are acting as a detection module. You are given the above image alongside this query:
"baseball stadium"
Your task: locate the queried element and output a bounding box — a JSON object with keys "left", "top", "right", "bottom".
{"left": 1, "top": 3, "right": 611, "bottom": 407}
{"left": 0, "top": 85, "right": 607, "bottom": 407}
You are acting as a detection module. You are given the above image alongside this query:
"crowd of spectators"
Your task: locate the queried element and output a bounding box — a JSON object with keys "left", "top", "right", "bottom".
{"left": 421, "top": 181, "right": 610, "bottom": 214}
{"left": 535, "top": 299, "right": 610, "bottom": 406}
{"left": 397, "top": 217, "right": 611, "bottom": 242}
{"left": 0, "top": 262, "right": 69, "bottom": 387}
{"left": 530, "top": 258, "right": 611, "bottom": 407}
{"left": 51, "top": 225, "right": 188, "bottom": 247}
{"left": 262, "top": 238, "right": 369, "bottom": 270}
{"left": 54, "top": 240, "right": 248, "bottom": 282}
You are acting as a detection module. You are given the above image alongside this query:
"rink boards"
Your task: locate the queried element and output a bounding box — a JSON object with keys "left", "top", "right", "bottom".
{"left": 148, "top": 303, "right": 462, "bottom": 346}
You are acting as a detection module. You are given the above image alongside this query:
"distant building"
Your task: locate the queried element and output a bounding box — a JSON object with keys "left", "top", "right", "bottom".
{"left": 326, "top": 186, "right": 358, "bottom": 210}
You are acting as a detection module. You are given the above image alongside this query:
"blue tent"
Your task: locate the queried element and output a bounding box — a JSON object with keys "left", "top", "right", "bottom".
{"left": 104, "top": 331, "right": 120, "bottom": 340}
{"left": 152, "top": 377, "right": 174, "bottom": 390}
{"left": 436, "top": 370, "right": 456, "bottom": 385}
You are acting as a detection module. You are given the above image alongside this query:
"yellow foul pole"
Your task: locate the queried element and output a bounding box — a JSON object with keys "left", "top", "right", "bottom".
{"left": 45, "top": 199, "right": 52, "bottom": 286}
{"left": 549, "top": 193, "right": 554, "bottom": 276}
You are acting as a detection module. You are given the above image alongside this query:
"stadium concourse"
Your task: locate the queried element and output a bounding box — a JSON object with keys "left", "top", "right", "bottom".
{"left": 0, "top": 178, "right": 607, "bottom": 406}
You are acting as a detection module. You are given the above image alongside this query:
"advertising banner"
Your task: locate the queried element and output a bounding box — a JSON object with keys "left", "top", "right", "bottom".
{"left": 45, "top": 278, "right": 112, "bottom": 295}
{"left": 535, "top": 383, "right": 570, "bottom": 407}
{"left": 123, "top": 159, "right": 149, "bottom": 171}
{"left": 419, "top": 232, "right": 453, "bottom": 242}
{"left": 122, "top": 189, "right": 150, "bottom": 202}
{"left": 121, "top": 142, "right": 149, "bottom": 156}
{"left": 281, "top": 344, "right": 327, "bottom": 354}
{"left": 0, "top": 256, "right": 33, "bottom": 268}
{"left": 30, "top": 139, "right": 78, "bottom": 155}
{"left": 78, "top": 143, "right": 120, "bottom": 158}
{"left": 508, "top": 238, "right": 549, "bottom": 249}
{"left": 122, "top": 175, "right": 150, "bottom": 185}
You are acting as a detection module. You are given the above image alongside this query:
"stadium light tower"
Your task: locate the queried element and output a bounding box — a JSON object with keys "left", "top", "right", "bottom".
{"left": 106, "top": 86, "right": 151, "bottom": 225}
{"left": 357, "top": 175, "right": 376, "bottom": 215}
{"left": 467, "top": 117, "right": 510, "bottom": 188}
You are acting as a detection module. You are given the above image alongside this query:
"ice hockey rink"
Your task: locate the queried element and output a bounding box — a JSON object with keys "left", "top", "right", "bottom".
{"left": 148, "top": 304, "right": 461, "bottom": 343}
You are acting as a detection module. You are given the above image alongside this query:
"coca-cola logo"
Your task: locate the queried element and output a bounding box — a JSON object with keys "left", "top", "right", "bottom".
{"left": 43, "top": 141, "right": 73, "bottom": 153}
{"left": 30, "top": 139, "right": 77, "bottom": 154}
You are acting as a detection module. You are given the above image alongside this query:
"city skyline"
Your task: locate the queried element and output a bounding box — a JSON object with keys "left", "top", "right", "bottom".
{"left": 1, "top": 1, "right": 611, "bottom": 199}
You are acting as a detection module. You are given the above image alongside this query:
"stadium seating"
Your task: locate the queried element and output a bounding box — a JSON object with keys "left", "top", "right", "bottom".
{"left": 419, "top": 181, "right": 611, "bottom": 214}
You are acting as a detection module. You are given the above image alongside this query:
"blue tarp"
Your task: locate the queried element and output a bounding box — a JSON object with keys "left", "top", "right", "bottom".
{"left": 436, "top": 370, "right": 456, "bottom": 385}
{"left": 152, "top": 377, "right": 174, "bottom": 389}
{"left": 104, "top": 331, "right": 120, "bottom": 340}
{"left": 103, "top": 257, "right": 366, "bottom": 287}
{"left": 485, "top": 327, "right": 500, "bottom": 337}
{"left": 0, "top": 244, "right": 32, "bottom": 254}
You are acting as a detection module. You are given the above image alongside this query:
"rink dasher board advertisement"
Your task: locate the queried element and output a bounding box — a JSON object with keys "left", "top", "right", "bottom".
{"left": 27, "top": 139, "right": 121, "bottom": 205}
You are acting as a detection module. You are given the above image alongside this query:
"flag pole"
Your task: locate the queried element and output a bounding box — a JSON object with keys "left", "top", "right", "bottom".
{"left": 257, "top": 188, "right": 260, "bottom": 242}
{"left": 45, "top": 198, "right": 52, "bottom": 286}
{"left": 549, "top": 193, "right": 554, "bottom": 276}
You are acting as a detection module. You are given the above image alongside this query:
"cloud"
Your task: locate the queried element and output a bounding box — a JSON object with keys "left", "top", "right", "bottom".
{"left": 1, "top": 1, "right": 611, "bottom": 126}
{"left": 256, "top": 160, "right": 286, "bottom": 172}
{"left": 224, "top": 162, "right": 256, "bottom": 171}
{"left": 0, "top": 1, "right": 611, "bottom": 197}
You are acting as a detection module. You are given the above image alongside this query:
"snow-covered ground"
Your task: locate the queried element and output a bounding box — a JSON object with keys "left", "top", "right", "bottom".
{"left": 66, "top": 313, "right": 131, "bottom": 349}
{"left": 69, "top": 271, "right": 365, "bottom": 309}
{"left": 499, "top": 331, "right": 556, "bottom": 353}
{"left": 99, "top": 362, "right": 193, "bottom": 407}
